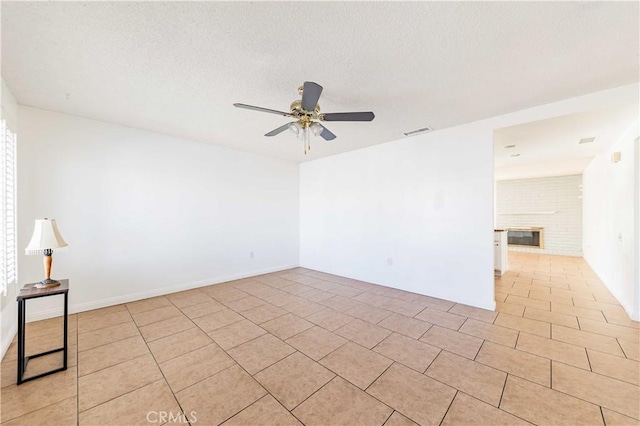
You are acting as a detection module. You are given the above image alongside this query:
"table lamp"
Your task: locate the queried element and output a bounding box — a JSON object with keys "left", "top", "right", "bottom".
{"left": 25, "top": 218, "right": 68, "bottom": 288}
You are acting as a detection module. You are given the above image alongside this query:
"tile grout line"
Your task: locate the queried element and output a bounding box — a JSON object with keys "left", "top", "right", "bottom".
{"left": 599, "top": 406, "right": 607, "bottom": 425}
{"left": 193, "top": 273, "right": 438, "bottom": 391}
{"left": 421, "top": 347, "right": 442, "bottom": 374}
{"left": 207, "top": 352, "right": 295, "bottom": 425}
{"left": 231, "top": 339, "right": 298, "bottom": 378}
{"left": 614, "top": 338, "right": 629, "bottom": 359}
{"left": 308, "top": 345, "right": 408, "bottom": 412}
{"left": 437, "top": 389, "right": 458, "bottom": 426}
{"left": 78, "top": 378, "right": 168, "bottom": 420}
{"left": 290, "top": 361, "right": 402, "bottom": 424}
{"left": 511, "top": 330, "right": 619, "bottom": 367}
{"left": 77, "top": 328, "right": 143, "bottom": 352}
{"left": 497, "top": 372, "right": 508, "bottom": 409}
{"left": 8, "top": 259, "right": 639, "bottom": 425}
{"left": 420, "top": 350, "right": 495, "bottom": 391}
{"left": 584, "top": 347, "right": 593, "bottom": 372}
{"left": 131, "top": 311, "right": 184, "bottom": 329}
{"left": 140, "top": 318, "right": 199, "bottom": 344}
{"left": 380, "top": 410, "right": 395, "bottom": 425}
{"left": 284, "top": 374, "right": 339, "bottom": 421}
{"left": 231, "top": 394, "right": 300, "bottom": 425}
{"left": 76, "top": 318, "right": 133, "bottom": 338}
{"left": 547, "top": 361, "right": 637, "bottom": 416}
{"left": 416, "top": 323, "right": 434, "bottom": 341}
{"left": 170, "top": 362, "right": 238, "bottom": 397}
{"left": 473, "top": 339, "right": 486, "bottom": 361}
{"left": 1, "top": 320, "right": 80, "bottom": 424}
{"left": 363, "top": 361, "right": 395, "bottom": 393}
{"left": 135, "top": 294, "right": 249, "bottom": 421}
{"left": 125, "top": 302, "right": 195, "bottom": 425}
{"left": 460, "top": 390, "right": 534, "bottom": 425}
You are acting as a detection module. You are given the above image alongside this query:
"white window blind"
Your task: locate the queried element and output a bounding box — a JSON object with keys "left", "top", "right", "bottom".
{"left": 1, "top": 119, "right": 17, "bottom": 296}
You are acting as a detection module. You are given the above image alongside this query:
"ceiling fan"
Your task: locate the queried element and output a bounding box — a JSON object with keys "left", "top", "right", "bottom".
{"left": 233, "top": 82, "right": 375, "bottom": 154}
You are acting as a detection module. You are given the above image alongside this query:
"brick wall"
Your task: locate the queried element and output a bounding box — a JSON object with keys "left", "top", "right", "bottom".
{"left": 496, "top": 175, "right": 583, "bottom": 256}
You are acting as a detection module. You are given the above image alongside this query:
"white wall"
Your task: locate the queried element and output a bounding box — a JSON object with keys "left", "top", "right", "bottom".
{"left": 496, "top": 175, "right": 583, "bottom": 256}
{"left": 300, "top": 83, "right": 639, "bottom": 312}
{"left": 7, "top": 82, "right": 639, "bottom": 339}
{"left": 1, "top": 79, "right": 19, "bottom": 357}
{"left": 300, "top": 123, "right": 496, "bottom": 310}
{"left": 17, "top": 106, "right": 299, "bottom": 321}
{"left": 583, "top": 120, "right": 639, "bottom": 320}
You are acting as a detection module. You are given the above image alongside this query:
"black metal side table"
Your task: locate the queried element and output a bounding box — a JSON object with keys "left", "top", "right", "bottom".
{"left": 16, "top": 279, "right": 69, "bottom": 385}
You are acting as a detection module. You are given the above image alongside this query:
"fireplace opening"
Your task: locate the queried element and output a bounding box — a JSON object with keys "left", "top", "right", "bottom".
{"left": 507, "top": 227, "right": 544, "bottom": 248}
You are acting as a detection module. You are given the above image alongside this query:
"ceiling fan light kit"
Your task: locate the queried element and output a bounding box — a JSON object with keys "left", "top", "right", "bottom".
{"left": 234, "top": 81, "right": 375, "bottom": 154}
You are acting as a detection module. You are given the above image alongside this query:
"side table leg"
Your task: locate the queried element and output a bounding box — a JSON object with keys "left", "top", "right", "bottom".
{"left": 17, "top": 300, "right": 25, "bottom": 385}
{"left": 63, "top": 292, "right": 68, "bottom": 370}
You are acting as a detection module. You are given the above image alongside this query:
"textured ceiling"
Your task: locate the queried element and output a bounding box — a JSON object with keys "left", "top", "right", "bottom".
{"left": 2, "top": 2, "right": 639, "bottom": 162}
{"left": 494, "top": 102, "right": 639, "bottom": 181}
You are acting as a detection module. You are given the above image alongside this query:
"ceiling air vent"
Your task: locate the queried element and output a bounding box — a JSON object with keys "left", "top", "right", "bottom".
{"left": 579, "top": 137, "right": 595, "bottom": 144}
{"left": 403, "top": 126, "right": 433, "bottom": 137}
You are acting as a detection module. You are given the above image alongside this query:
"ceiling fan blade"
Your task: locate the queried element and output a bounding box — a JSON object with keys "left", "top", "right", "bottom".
{"left": 322, "top": 112, "right": 375, "bottom": 122}
{"left": 265, "top": 122, "right": 295, "bottom": 137}
{"left": 234, "top": 103, "right": 292, "bottom": 117}
{"left": 301, "top": 82, "right": 323, "bottom": 111}
{"left": 318, "top": 124, "right": 337, "bottom": 141}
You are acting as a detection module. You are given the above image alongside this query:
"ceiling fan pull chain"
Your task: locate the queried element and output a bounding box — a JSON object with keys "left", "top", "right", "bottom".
{"left": 304, "top": 126, "right": 311, "bottom": 154}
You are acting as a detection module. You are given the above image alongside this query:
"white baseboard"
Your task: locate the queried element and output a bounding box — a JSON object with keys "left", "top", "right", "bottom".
{"left": 1, "top": 322, "right": 17, "bottom": 360}
{"left": 25, "top": 264, "right": 298, "bottom": 323}
{"left": 584, "top": 258, "right": 640, "bottom": 322}
{"left": 299, "top": 262, "right": 496, "bottom": 312}
{"left": 620, "top": 298, "right": 640, "bottom": 322}
{"left": 613, "top": 295, "right": 639, "bottom": 321}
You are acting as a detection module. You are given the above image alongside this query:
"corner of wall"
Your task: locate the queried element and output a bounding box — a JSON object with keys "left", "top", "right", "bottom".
{"left": 582, "top": 118, "right": 640, "bottom": 323}
{"left": 0, "top": 286, "right": 18, "bottom": 359}
{"left": 1, "top": 322, "right": 17, "bottom": 360}
{"left": 0, "top": 79, "right": 18, "bottom": 360}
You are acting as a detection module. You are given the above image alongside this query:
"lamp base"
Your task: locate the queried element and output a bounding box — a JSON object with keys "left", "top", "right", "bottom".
{"left": 35, "top": 279, "right": 61, "bottom": 289}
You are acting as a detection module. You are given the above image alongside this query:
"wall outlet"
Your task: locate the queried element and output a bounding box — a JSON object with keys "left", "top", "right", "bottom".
{"left": 250, "top": 251, "right": 255, "bottom": 259}
{"left": 387, "top": 257, "right": 393, "bottom": 266}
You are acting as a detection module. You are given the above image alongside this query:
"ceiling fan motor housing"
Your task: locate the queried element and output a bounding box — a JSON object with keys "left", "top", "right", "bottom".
{"left": 289, "top": 100, "right": 321, "bottom": 128}
{"left": 290, "top": 100, "right": 320, "bottom": 115}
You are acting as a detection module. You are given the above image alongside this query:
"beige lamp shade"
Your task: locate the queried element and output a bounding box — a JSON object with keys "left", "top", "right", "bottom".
{"left": 25, "top": 218, "right": 68, "bottom": 255}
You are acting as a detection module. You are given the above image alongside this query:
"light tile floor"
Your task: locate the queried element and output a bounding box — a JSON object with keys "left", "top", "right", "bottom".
{"left": 1, "top": 252, "right": 638, "bottom": 425}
